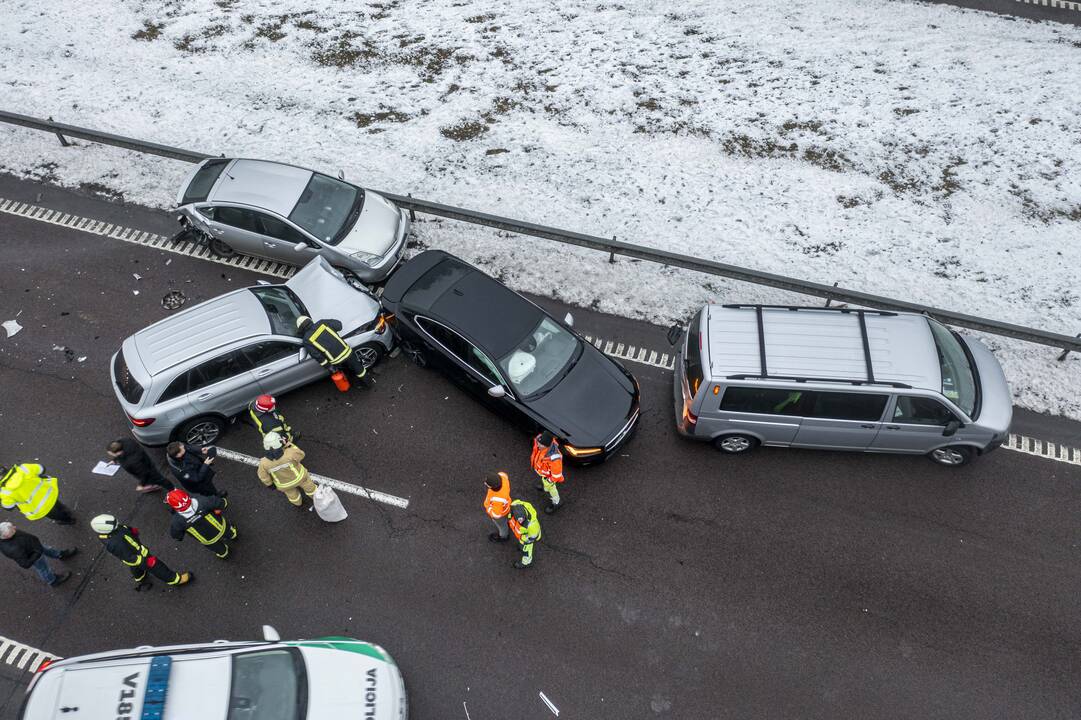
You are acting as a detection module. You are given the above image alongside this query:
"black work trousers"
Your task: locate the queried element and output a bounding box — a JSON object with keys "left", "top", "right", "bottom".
{"left": 45, "top": 502, "right": 75, "bottom": 524}
{"left": 130, "top": 555, "right": 181, "bottom": 584}
{"left": 334, "top": 352, "right": 368, "bottom": 380}
{"left": 130, "top": 463, "right": 174, "bottom": 490}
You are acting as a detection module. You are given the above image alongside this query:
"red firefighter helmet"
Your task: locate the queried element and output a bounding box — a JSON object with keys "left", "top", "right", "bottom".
{"left": 254, "top": 394, "right": 276, "bottom": 413}
{"left": 166, "top": 489, "right": 192, "bottom": 512}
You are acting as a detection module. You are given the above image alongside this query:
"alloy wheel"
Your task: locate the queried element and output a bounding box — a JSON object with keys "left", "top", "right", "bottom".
{"left": 720, "top": 436, "right": 751, "bottom": 453}
{"left": 186, "top": 420, "right": 222, "bottom": 446}
{"left": 931, "top": 447, "right": 966, "bottom": 466}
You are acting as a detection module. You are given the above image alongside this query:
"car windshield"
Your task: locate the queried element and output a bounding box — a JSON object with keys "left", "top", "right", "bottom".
{"left": 288, "top": 174, "right": 362, "bottom": 245}
{"left": 249, "top": 287, "right": 307, "bottom": 337}
{"left": 226, "top": 650, "right": 304, "bottom": 720}
{"left": 927, "top": 319, "right": 977, "bottom": 417}
{"left": 499, "top": 317, "right": 579, "bottom": 397}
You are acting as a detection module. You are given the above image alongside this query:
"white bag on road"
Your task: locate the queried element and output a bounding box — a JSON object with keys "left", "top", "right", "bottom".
{"left": 313, "top": 484, "right": 348, "bottom": 522}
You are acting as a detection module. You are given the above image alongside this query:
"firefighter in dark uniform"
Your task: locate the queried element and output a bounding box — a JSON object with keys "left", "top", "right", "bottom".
{"left": 296, "top": 316, "right": 370, "bottom": 384}
{"left": 91, "top": 514, "right": 192, "bottom": 590}
{"left": 248, "top": 394, "right": 294, "bottom": 444}
{"left": 165, "top": 489, "right": 237, "bottom": 559}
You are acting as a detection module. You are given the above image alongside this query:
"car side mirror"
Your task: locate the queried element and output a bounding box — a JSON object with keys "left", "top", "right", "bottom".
{"left": 667, "top": 324, "right": 683, "bottom": 346}
{"left": 942, "top": 420, "right": 962, "bottom": 437}
{"left": 487, "top": 385, "right": 507, "bottom": 399}
{"left": 298, "top": 347, "right": 308, "bottom": 362}
{"left": 262, "top": 625, "right": 281, "bottom": 642}
{"left": 337, "top": 170, "right": 346, "bottom": 180}
{"left": 564, "top": 313, "right": 574, "bottom": 328}
{"left": 293, "top": 241, "right": 308, "bottom": 252}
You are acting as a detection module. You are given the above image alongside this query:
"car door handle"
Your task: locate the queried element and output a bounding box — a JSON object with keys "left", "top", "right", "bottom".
{"left": 860, "top": 424, "right": 876, "bottom": 429}
{"left": 255, "top": 368, "right": 274, "bottom": 377}
{"left": 195, "top": 393, "right": 213, "bottom": 401}
{"left": 213, "top": 228, "right": 224, "bottom": 235}
{"left": 886, "top": 425, "right": 901, "bottom": 430}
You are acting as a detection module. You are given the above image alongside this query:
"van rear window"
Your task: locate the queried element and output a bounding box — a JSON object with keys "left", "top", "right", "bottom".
{"left": 181, "top": 159, "right": 229, "bottom": 205}
{"left": 113, "top": 350, "right": 144, "bottom": 404}
{"left": 685, "top": 309, "right": 705, "bottom": 397}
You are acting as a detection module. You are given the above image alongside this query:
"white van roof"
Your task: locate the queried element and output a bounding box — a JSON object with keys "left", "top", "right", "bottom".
{"left": 702, "top": 305, "right": 942, "bottom": 391}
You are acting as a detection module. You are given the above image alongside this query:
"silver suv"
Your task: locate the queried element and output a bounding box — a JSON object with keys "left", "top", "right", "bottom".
{"left": 110, "top": 257, "right": 393, "bottom": 446}
{"left": 670, "top": 304, "right": 1012, "bottom": 466}
{"left": 176, "top": 158, "right": 410, "bottom": 286}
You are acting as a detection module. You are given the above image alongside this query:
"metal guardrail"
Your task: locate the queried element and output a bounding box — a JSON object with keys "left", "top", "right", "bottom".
{"left": 2, "top": 108, "right": 1078, "bottom": 354}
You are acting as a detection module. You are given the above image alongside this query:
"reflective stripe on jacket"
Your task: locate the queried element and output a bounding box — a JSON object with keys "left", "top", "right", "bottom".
{"left": 257, "top": 445, "right": 308, "bottom": 490}
{"left": 101, "top": 527, "right": 149, "bottom": 567}
{"left": 0, "top": 463, "right": 59, "bottom": 521}
{"left": 304, "top": 323, "right": 351, "bottom": 365}
{"left": 508, "top": 499, "right": 541, "bottom": 543}
{"left": 184, "top": 512, "right": 227, "bottom": 545}
{"left": 249, "top": 406, "right": 291, "bottom": 438}
{"left": 530, "top": 437, "right": 564, "bottom": 484}
{"left": 483, "top": 472, "right": 512, "bottom": 519}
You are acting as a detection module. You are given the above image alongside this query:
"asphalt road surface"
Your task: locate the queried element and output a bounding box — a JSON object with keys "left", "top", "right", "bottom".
{"left": 923, "top": 0, "right": 1081, "bottom": 25}
{"left": 1, "top": 174, "right": 1080, "bottom": 719}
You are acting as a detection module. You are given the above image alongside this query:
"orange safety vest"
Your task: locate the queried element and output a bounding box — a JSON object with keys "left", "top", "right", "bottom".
{"left": 530, "top": 436, "right": 564, "bottom": 484}
{"left": 508, "top": 500, "right": 541, "bottom": 542}
{"left": 483, "top": 472, "right": 512, "bottom": 519}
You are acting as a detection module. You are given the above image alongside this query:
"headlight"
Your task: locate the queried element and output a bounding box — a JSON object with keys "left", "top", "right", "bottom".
{"left": 564, "top": 444, "right": 603, "bottom": 458}
{"left": 349, "top": 314, "right": 388, "bottom": 337}
{"left": 351, "top": 250, "right": 379, "bottom": 264}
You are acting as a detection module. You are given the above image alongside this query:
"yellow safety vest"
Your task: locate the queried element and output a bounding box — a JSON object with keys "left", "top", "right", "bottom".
{"left": 0, "top": 464, "right": 59, "bottom": 521}
{"left": 308, "top": 324, "right": 352, "bottom": 364}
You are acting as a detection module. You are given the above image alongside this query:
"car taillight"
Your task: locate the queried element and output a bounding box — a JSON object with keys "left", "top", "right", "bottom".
{"left": 36, "top": 659, "right": 53, "bottom": 673}
{"left": 127, "top": 414, "right": 155, "bottom": 427}
{"left": 683, "top": 402, "right": 697, "bottom": 427}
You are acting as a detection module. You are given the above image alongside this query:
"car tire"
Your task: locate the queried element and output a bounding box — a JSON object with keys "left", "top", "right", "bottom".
{"left": 928, "top": 445, "right": 974, "bottom": 467}
{"left": 176, "top": 416, "right": 226, "bottom": 446}
{"left": 207, "top": 237, "right": 236, "bottom": 258}
{"left": 401, "top": 341, "right": 429, "bottom": 368}
{"left": 354, "top": 342, "right": 385, "bottom": 369}
{"left": 713, "top": 434, "right": 758, "bottom": 454}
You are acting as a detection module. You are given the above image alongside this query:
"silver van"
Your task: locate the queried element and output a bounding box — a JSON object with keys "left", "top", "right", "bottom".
{"left": 110, "top": 257, "right": 393, "bottom": 446}
{"left": 669, "top": 305, "right": 1012, "bottom": 466}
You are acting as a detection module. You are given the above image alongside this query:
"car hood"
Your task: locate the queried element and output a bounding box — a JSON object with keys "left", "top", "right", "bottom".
{"left": 286, "top": 257, "right": 380, "bottom": 332}
{"left": 964, "top": 335, "right": 1013, "bottom": 433}
{"left": 298, "top": 645, "right": 402, "bottom": 720}
{"left": 528, "top": 344, "right": 637, "bottom": 447}
{"left": 338, "top": 192, "right": 400, "bottom": 258}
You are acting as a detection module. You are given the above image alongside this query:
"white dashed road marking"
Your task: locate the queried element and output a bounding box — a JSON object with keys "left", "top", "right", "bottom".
{"left": 583, "top": 334, "right": 675, "bottom": 370}
{"left": 0, "top": 197, "right": 295, "bottom": 279}
{"left": 215, "top": 448, "right": 410, "bottom": 509}
{"left": 1014, "top": 0, "right": 1081, "bottom": 11}
{"left": 0, "top": 636, "right": 59, "bottom": 673}
{"left": 1003, "top": 433, "right": 1081, "bottom": 465}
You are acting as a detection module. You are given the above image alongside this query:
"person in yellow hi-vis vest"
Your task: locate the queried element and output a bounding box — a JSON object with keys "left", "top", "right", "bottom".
{"left": 1, "top": 463, "right": 75, "bottom": 524}
{"left": 257, "top": 433, "right": 318, "bottom": 507}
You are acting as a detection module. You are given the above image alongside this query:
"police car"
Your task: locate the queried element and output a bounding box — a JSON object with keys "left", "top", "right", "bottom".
{"left": 19, "top": 627, "right": 406, "bottom": 720}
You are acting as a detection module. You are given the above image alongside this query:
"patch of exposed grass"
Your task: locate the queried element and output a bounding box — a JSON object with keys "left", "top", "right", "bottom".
{"left": 466, "top": 12, "right": 496, "bottom": 22}
{"left": 893, "top": 107, "right": 920, "bottom": 117}
{"left": 294, "top": 18, "right": 325, "bottom": 32}
{"left": 204, "top": 23, "right": 229, "bottom": 38}
{"left": 395, "top": 44, "right": 459, "bottom": 80}
{"left": 352, "top": 109, "right": 411, "bottom": 128}
{"left": 132, "top": 21, "right": 164, "bottom": 41}
{"left": 79, "top": 182, "right": 124, "bottom": 201}
{"left": 255, "top": 18, "right": 288, "bottom": 42}
{"left": 441, "top": 120, "right": 489, "bottom": 141}
{"left": 801, "top": 241, "right": 844, "bottom": 257}
{"left": 174, "top": 34, "right": 202, "bottom": 53}
{"left": 312, "top": 31, "right": 379, "bottom": 68}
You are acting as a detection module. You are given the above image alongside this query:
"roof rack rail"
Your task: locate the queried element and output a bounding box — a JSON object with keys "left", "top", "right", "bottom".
{"left": 720, "top": 304, "right": 898, "bottom": 316}
{"left": 725, "top": 374, "right": 912, "bottom": 389}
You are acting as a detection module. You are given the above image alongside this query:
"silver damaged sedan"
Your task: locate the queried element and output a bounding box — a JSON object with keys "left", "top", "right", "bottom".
{"left": 176, "top": 158, "right": 410, "bottom": 286}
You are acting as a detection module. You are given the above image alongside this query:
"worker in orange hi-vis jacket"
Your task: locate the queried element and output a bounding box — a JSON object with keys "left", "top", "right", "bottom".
{"left": 483, "top": 472, "right": 512, "bottom": 542}
{"left": 530, "top": 431, "right": 564, "bottom": 515}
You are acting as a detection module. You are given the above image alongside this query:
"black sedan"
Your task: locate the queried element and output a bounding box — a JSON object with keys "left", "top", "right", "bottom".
{"left": 381, "top": 250, "right": 640, "bottom": 462}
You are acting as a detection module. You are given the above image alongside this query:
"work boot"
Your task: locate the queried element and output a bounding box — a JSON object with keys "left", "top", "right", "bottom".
{"left": 488, "top": 532, "right": 510, "bottom": 543}
{"left": 57, "top": 547, "right": 79, "bottom": 559}
{"left": 534, "top": 482, "right": 545, "bottom": 493}
{"left": 544, "top": 502, "right": 561, "bottom": 515}
{"left": 513, "top": 561, "right": 533, "bottom": 570}
{"left": 49, "top": 571, "right": 72, "bottom": 587}
{"left": 135, "top": 484, "right": 163, "bottom": 493}
{"left": 175, "top": 572, "right": 193, "bottom": 586}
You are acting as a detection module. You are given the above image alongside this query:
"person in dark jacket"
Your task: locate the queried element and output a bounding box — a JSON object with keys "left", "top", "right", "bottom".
{"left": 105, "top": 438, "right": 173, "bottom": 493}
{"left": 0, "top": 521, "right": 76, "bottom": 586}
{"left": 165, "top": 442, "right": 222, "bottom": 497}
{"left": 166, "top": 489, "right": 237, "bottom": 559}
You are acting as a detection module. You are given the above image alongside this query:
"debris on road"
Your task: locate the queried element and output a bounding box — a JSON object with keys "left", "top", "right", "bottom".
{"left": 133, "top": 290, "right": 140, "bottom": 296}
{"left": 162, "top": 291, "right": 186, "bottom": 310}
{"left": 132, "top": 273, "right": 142, "bottom": 280}
{"left": 2, "top": 319, "right": 22, "bottom": 337}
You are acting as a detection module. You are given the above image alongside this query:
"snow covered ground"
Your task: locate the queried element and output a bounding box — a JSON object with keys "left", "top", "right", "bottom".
{"left": 1, "top": 0, "right": 1080, "bottom": 418}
